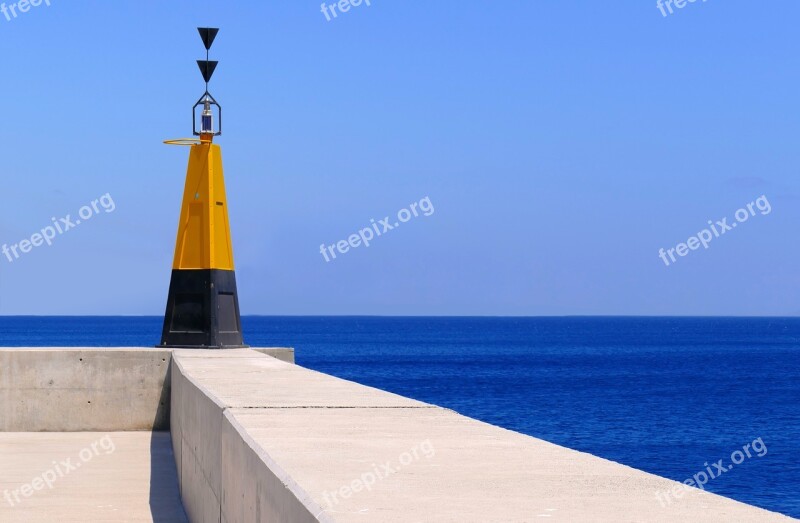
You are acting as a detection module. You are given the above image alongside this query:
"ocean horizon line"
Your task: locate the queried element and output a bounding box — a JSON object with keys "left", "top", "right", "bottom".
{"left": 1, "top": 314, "right": 800, "bottom": 319}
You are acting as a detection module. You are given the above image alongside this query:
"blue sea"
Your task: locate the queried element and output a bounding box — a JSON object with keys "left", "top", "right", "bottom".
{"left": 1, "top": 316, "right": 798, "bottom": 518}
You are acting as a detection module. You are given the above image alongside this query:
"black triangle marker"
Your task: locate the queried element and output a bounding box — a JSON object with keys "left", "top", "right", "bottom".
{"left": 197, "top": 60, "right": 218, "bottom": 84}
{"left": 197, "top": 27, "right": 219, "bottom": 50}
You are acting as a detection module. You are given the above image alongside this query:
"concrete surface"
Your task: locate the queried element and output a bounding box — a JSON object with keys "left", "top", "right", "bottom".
{"left": 172, "top": 349, "right": 797, "bottom": 523}
{"left": 251, "top": 347, "right": 295, "bottom": 364}
{"left": 2, "top": 347, "right": 793, "bottom": 521}
{"left": 0, "top": 431, "right": 187, "bottom": 523}
{"left": 0, "top": 348, "right": 172, "bottom": 431}
{"left": 0, "top": 347, "right": 294, "bottom": 432}
{"left": 171, "top": 349, "right": 430, "bottom": 523}
{"left": 174, "top": 349, "right": 428, "bottom": 408}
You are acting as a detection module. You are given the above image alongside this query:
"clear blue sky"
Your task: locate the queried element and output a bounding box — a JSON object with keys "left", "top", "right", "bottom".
{"left": 1, "top": 1, "right": 799, "bottom": 316}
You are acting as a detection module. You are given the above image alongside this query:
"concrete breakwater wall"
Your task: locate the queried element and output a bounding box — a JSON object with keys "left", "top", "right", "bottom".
{"left": 0, "top": 347, "right": 292, "bottom": 432}
{"left": 0, "top": 347, "right": 794, "bottom": 522}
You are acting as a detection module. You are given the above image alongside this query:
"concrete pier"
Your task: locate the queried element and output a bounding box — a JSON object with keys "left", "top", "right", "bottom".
{"left": 0, "top": 432, "right": 186, "bottom": 522}
{"left": 0, "top": 347, "right": 795, "bottom": 522}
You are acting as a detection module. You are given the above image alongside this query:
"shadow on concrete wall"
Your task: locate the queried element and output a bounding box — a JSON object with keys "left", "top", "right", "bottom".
{"left": 150, "top": 356, "right": 189, "bottom": 522}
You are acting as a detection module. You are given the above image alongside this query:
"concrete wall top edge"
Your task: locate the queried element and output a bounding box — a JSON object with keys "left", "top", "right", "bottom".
{"left": 172, "top": 356, "right": 230, "bottom": 411}
{"left": 222, "top": 409, "right": 337, "bottom": 523}
{"left": 173, "top": 350, "right": 432, "bottom": 409}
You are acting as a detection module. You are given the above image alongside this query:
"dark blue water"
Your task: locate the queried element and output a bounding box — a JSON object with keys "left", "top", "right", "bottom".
{"left": 1, "top": 316, "right": 798, "bottom": 517}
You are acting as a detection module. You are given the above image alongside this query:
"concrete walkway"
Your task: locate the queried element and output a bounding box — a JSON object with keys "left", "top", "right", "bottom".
{"left": 0, "top": 431, "right": 187, "bottom": 523}
{"left": 174, "top": 349, "right": 797, "bottom": 522}
{"left": 1, "top": 347, "right": 795, "bottom": 522}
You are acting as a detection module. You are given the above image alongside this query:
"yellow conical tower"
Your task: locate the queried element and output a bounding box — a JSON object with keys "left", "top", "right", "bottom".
{"left": 159, "top": 28, "right": 246, "bottom": 349}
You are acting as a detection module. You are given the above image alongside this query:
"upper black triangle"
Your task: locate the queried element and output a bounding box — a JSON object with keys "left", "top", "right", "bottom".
{"left": 198, "top": 27, "right": 219, "bottom": 50}
{"left": 197, "top": 60, "right": 218, "bottom": 83}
